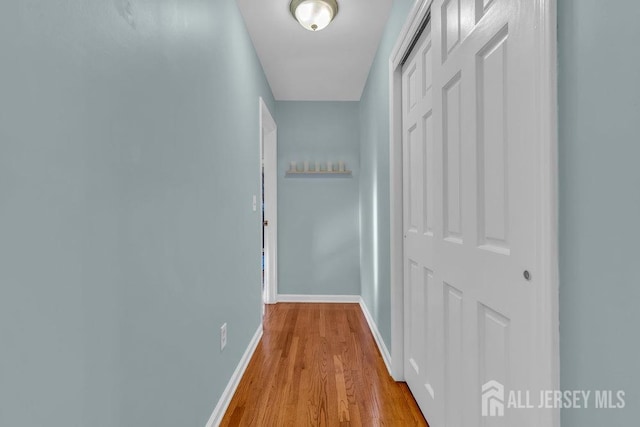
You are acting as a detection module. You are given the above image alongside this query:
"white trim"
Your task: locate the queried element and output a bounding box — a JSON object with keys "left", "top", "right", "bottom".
{"left": 276, "top": 294, "right": 361, "bottom": 303}
{"left": 358, "top": 297, "right": 393, "bottom": 377}
{"left": 388, "top": 0, "right": 434, "bottom": 382}
{"left": 259, "top": 97, "right": 278, "bottom": 305}
{"left": 205, "top": 324, "right": 263, "bottom": 427}
{"left": 532, "top": 1, "right": 560, "bottom": 426}
{"left": 259, "top": 97, "right": 276, "bottom": 134}
{"left": 390, "top": 0, "right": 433, "bottom": 68}
{"left": 387, "top": 0, "right": 559, "bottom": 407}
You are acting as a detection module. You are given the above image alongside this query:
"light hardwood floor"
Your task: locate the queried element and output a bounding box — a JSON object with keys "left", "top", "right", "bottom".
{"left": 221, "top": 303, "right": 428, "bottom": 426}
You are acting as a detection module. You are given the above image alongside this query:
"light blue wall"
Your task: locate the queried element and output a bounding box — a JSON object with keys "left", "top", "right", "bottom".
{"left": 275, "top": 102, "right": 361, "bottom": 296}
{"left": 558, "top": 0, "right": 640, "bottom": 425}
{"left": 358, "top": 0, "right": 415, "bottom": 349}
{"left": 0, "top": 1, "right": 273, "bottom": 426}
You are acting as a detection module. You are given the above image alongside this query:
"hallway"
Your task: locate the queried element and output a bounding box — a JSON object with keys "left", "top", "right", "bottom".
{"left": 2, "top": 1, "right": 639, "bottom": 426}
{"left": 221, "top": 303, "right": 427, "bottom": 426}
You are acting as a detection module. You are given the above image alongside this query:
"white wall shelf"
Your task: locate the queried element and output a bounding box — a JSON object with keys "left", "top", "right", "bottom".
{"left": 285, "top": 170, "right": 352, "bottom": 177}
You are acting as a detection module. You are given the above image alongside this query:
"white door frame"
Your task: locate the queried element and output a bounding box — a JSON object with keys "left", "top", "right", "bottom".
{"left": 388, "top": 1, "right": 559, "bottom": 424}
{"left": 259, "top": 97, "right": 278, "bottom": 304}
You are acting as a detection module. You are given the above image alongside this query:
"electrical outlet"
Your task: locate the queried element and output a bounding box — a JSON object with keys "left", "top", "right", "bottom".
{"left": 220, "top": 323, "right": 227, "bottom": 351}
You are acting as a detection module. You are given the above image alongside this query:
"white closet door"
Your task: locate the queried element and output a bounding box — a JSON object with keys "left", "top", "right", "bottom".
{"left": 402, "top": 1, "right": 544, "bottom": 425}
{"left": 402, "top": 21, "right": 438, "bottom": 416}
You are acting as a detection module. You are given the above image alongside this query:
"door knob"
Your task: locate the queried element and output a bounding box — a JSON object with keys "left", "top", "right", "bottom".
{"left": 264, "top": 220, "right": 269, "bottom": 227}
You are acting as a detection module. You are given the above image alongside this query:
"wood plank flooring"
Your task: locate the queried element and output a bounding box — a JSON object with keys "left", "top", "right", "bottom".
{"left": 221, "top": 303, "right": 428, "bottom": 426}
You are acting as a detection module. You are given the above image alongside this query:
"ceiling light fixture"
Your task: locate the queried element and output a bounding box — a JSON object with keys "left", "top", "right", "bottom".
{"left": 290, "top": 0, "right": 338, "bottom": 32}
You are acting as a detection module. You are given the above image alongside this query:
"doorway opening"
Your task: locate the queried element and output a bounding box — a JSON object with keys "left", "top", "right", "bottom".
{"left": 259, "top": 97, "right": 278, "bottom": 310}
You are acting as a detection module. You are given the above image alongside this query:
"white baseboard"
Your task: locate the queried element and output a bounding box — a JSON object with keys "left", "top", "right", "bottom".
{"left": 358, "top": 297, "right": 393, "bottom": 377}
{"left": 276, "top": 294, "right": 361, "bottom": 303}
{"left": 205, "top": 324, "right": 263, "bottom": 427}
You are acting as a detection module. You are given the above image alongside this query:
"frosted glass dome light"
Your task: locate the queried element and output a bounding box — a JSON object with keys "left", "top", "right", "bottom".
{"left": 290, "top": 0, "right": 338, "bottom": 32}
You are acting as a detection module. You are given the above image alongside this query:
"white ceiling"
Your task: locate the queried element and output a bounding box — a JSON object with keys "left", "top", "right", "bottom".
{"left": 237, "top": 0, "right": 394, "bottom": 101}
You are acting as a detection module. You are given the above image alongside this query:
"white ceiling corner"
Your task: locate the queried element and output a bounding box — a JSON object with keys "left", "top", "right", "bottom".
{"left": 237, "top": 0, "right": 394, "bottom": 101}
